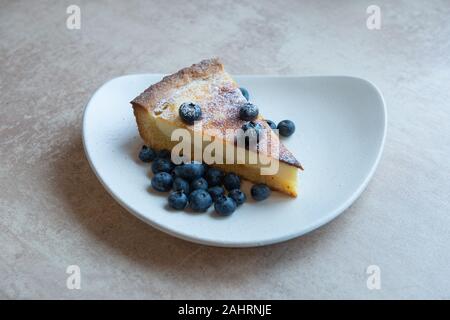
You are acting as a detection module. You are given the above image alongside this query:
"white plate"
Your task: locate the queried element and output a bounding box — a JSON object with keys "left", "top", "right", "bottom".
{"left": 82, "top": 74, "right": 386, "bottom": 247}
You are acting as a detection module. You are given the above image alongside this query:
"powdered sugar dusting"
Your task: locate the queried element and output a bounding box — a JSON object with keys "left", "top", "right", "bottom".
{"left": 139, "top": 64, "right": 301, "bottom": 168}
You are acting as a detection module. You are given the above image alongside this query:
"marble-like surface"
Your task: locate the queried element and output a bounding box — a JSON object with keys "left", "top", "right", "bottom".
{"left": 1, "top": 0, "right": 449, "bottom": 299}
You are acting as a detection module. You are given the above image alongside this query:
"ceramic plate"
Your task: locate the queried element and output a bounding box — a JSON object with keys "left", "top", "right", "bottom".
{"left": 82, "top": 74, "right": 386, "bottom": 247}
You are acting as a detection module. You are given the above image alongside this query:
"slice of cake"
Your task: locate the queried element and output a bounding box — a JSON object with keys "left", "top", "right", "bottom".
{"left": 131, "top": 58, "right": 302, "bottom": 196}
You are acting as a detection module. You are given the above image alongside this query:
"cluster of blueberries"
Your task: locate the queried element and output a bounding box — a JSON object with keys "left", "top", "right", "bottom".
{"left": 139, "top": 87, "right": 296, "bottom": 216}
{"left": 179, "top": 87, "right": 296, "bottom": 138}
{"left": 139, "top": 146, "right": 271, "bottom": 216}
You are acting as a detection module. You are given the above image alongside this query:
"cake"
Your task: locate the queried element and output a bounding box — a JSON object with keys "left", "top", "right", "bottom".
{"left": 131, "top": 58, "right": 302, "bottom": 196}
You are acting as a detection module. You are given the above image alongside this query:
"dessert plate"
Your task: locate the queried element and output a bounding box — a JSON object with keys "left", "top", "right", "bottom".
{"left": 83, "top": 74, "right": 386, "bottom": 247}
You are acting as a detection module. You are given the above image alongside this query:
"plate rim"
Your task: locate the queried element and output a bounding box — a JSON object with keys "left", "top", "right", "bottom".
{"left": 82, "top": 74, "right": 387, "bottom": 248}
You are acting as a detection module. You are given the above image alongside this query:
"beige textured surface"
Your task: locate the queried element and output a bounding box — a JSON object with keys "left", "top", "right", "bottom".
{"left": 1, "top": 0, "right": 449, "bottom": 299}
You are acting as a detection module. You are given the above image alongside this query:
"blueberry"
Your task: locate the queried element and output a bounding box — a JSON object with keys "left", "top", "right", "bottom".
{"left": 242, "top": 121, "right": 263, "bottom": 134}
{"left": 138, "top": 145, "right": 156, "bottom": 162}
{"left": 204, "top": 168, "right": 223, "bottom": 187}
{"left": 173, "top": 161, "right": 205, "bottom": 181}
{"left": 189, "top": 189, "right": 213, "bottom": 212}
{"left": 157, "top": 149, "right": 171, "bottom": 159}
{"left": 151, "top": 172, "right": 173, "bottom": 192}
{"left": 223, "top": 173, "right": 241, "bottom": 191}
{"left": 214, "top": 195, "right": 237, "bottom": 216}
{"left": 208, "top": 186, "right": 225, "bottom": 201}
{"left": 242, "top": 121, "right": 262, "bottom": 131}
{"left": 251, "top": 184, "right": 271, "bottom": 201}
{"left": 179, "top": 102, "right": 202, "bottom": 124}
{"left": 239, "top": 102, "right": 259, "bottom": 121}
{"left": 277, "top": 120, "right": 295, "bottom": 137}
{"left": 228, "top": 189, "right": 246, "bottom": 206}
{"left": 239, "top": 87, "right": 249, "bottom": 100}
{"left": 151, "top": 158, "right": 174, "bottom": 174}
{"left": 202, "top": 163, "right": 210, "bottom": 173}
{"left": 190, "top": 177, "right": 208, "bottom": 191}
{"left": 173, "top": 177, "right": 190, "bottom": 194}
{"left": 265, "top": 119, "right": 277, "bottom": 130}
{"left": 241, "top": 121, "right": 264, "bottom": 145}
{"left": 168, "top": 191, "right": 188, "bottom": 210}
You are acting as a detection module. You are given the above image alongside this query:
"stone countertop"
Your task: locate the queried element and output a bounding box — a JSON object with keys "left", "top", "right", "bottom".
{"left": 1, "top": 0, "right": 449, "bottom": 299}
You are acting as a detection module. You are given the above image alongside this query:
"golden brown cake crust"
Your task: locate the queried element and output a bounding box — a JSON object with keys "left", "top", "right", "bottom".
{"left": 131, "top": 58, "right": 224, "bottom": 112}
{"left": 130, "top": 58, "right": 303, "bottom": 170}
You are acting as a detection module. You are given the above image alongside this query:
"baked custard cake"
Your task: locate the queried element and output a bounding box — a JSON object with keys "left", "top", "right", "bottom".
{"left": 131, "top": 58, "right": 302, "bottom": 197}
